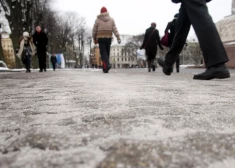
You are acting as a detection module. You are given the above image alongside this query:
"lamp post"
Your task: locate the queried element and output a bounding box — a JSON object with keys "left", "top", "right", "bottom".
{"left": 0, "top": 24, "right": 4, "bottom": 61}
{"left": 88, "top": 36, "right": 92, "bottom": 68}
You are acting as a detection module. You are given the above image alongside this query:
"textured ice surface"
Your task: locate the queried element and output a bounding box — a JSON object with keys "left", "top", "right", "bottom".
{"left": 0, "top": 68, "right": 235, "bottom": 168}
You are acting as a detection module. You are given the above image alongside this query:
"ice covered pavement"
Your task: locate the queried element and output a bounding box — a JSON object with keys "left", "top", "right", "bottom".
{"left": 0, "top": 68, "right": 235, "bottom": 168}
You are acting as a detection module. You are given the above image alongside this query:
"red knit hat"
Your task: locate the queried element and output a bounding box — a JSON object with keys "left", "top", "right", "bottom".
{"left": 101, "top": 7, "right": 107, "bottom": 13}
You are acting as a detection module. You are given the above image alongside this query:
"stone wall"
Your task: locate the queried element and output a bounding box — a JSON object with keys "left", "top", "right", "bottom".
{"left": 225, "top": 43, "right": 235, "bottom": 68}
{"left": 216, "top": 14, "right": 235, "bottom": 68}
{"left": 216, "top": 15, "right": 235, "bottom": 42}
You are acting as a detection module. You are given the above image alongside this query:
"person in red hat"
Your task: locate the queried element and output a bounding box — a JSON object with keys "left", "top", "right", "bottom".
{"left": 92, "top": 7, "right": 121, "bottom": 73}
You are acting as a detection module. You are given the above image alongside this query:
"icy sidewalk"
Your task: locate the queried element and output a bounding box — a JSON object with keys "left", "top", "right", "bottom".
{"left": 0, "top": 69, "right": 234, "bottom": 168}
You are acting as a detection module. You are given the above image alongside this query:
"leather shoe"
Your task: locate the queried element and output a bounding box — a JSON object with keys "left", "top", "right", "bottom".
{"left": 157, "top": 58, "right": 173, "bottom": 76}
{"left": 193, "top": 64, "right": 230, "bottom": 80}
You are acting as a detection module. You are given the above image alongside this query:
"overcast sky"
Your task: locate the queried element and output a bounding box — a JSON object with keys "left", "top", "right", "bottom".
{"left": 53, "top": 0, "right": 232, "bottom": 38}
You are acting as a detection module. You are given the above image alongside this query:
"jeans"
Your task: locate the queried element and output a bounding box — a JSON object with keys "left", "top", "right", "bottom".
{"left": 25, "top": 55, "right": 31, "bottom": 71}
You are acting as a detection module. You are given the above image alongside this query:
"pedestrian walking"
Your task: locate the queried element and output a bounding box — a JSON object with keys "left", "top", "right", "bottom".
{"left": 164, "top": 13, "right": 180, "bottom": 73}
{"left": 33, "top": 26, "right": 48, "bottom": 72}
{"left": 50, "top": 54, "right": 57, "bottom": 71}
{"left": 16, "top": 32, "right": 36, "bottom": 73}
{"left": 140, "top": 23, "right": 164, "bottom": 72}
{"left": 92, "top": 7, "right": 121, "bottom": 73}
{"left": 158, "top": 0, "right": 230, "bottom": 80}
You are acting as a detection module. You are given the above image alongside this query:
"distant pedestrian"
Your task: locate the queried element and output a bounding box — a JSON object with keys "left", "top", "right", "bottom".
{"left": 158, "top": 0, "right": 230, "bottom": 80}
{"left": 164, "top": 13, "right": 180, "bottom": 73}
{"left": 33, "top": 26, "right": 48, "bottom": 72}
{"left": 92, "top": 7, "right": 121, "bottom": 73}
{"left": 50, "top": 54, "right": 57, "bottom": 71}
{"left": 16, "top": 32, "right": 36, "bottom": 73}
{"left": 140, "top": 23, "right": 164, "bottom": 72}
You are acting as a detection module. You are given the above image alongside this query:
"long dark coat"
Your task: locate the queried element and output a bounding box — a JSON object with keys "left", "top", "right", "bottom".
{"left": 141, "top": 27, "right": 163, "bottom": 60}
{"left": 33, "top": 32, "right": 48, "bottom": 53}
{"left": 50, "top": 55, "right": 57, "bottom": 63}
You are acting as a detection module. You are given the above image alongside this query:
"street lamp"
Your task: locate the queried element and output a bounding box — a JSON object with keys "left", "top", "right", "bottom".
{"left": 88, "top": 36, "right": 92, "bottom": 68}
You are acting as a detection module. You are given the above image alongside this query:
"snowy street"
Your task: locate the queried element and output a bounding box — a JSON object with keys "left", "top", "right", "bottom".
{"left": 0, "top": 68, "right": 235, "bottom": 168}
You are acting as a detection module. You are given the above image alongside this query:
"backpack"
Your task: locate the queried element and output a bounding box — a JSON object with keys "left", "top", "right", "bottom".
{"left": 21, "top": 40, "right": 32, "bottom": 64}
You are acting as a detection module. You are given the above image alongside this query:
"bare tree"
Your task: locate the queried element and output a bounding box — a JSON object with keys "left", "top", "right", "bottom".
{"left": 0, "top": 0, "right": 55, "bottom": 67}
{"left": 124, "top": 34, "right": 144, "bottom": 58}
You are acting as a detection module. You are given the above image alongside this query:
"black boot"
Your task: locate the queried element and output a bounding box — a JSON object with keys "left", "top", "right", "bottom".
{"left": 152, "top": 65, "right": 156, "bottom": 72}
{"left": 193, "top": 64, "right": 230, "bottom": 80}
{"left": 157, "top": 58, "right": 173, "bottom": 76}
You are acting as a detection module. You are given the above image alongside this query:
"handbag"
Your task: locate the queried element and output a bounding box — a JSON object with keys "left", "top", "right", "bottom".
{"left": 161, "top": 31, "right": 169, "bottom": 47}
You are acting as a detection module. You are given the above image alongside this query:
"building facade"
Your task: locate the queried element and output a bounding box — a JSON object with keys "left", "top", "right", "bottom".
{"left": 110, "top": 35, "right": 137, "bottom": 68}
{"left": 216, "top": 1, "right": 235, "bottom": 68}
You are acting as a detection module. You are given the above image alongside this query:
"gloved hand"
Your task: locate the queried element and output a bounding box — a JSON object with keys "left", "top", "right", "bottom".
{"left": 16, "top": 53, "right": 20, "bottom": 58}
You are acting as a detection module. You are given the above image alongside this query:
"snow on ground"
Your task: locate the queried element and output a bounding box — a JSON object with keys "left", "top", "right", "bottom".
{"left": 0, "top": 68, "right": 234, "bottom": 168}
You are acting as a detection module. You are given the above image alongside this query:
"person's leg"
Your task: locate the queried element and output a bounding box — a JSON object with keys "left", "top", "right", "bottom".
{"left": 98, "top": 39, "right": 109, "bottom": 73}
{"left": 106, "top": 39, "right": 111, "bottom": 60}
{"left": 37, "top": 51, "right": 43, "bottom": 72}
{"left": 176, "top": 56, "right": 180, "bottom": 73}
{"left": 165, "top": 4, "right": 191, "bottom": 66}
{"left": 105, "top": 39, "right": 112, "bottom": 71}
{"left": 24, "top": 56, "right": 28, "bottom": 73}
{"left": 53, "top": 63, "right": 56, "bottom": 71}
{"left": 183, "top": 0, "right": 230, "bottom": 79}
{"left": 43, "top": 52, "right": 47, "bottom": 72}
{"left": 28, "top": 56, "right": 31, "bottom": 72}
{"left": 152, "top": 59, "right": 156, "bottom": 72}
{"left": 158, "top": 4, "right": 191, "bottom": 75}
{"left": 183, "top": 0, "right": 228, "bottom": 68}
{"left": 147, "top": 59, "right": 151, "bottom": 72}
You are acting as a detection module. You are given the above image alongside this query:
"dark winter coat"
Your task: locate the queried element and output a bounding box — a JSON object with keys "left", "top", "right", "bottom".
{"left": 165, "top": 19, "right": 177, "bottom": 47}
{"left": 33, "top": 31, "right": 48, "bottom": 53}
{"left": 50, "top": 55, "right": 57, "bottom": 63}
{"left": 172, "top": 0, "right": 211, "bottom": 3}
{"left": 141, "top": 27, "right": 163, "bottom": 60}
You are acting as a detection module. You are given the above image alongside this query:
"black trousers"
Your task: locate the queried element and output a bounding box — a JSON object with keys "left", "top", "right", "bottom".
{"left": 37, "top": 51, "right": 47, "bottom": 71}
{"left": 98, "top": 38, "right": 111, "bottom": 69}
{"left": 166, "top": 0, "right": 228, "bottom": 68}
{"left": 52, "top": 62, "right": 56, "bottom": 70}
{"left": 25, "top": 55, "right": 31, "bottom": 71}
{"left": 176, "top": 56, "right": 180, "bottom": 72}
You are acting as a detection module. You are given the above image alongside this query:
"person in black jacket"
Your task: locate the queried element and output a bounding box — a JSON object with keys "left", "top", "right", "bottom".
{"left": 165, "top": 13, "right": 180, "bottom": 73}
{"left": 33, "top": 26, "right": 48, "bottom": 72}
{"left": 158, "top": 0, "right": 230, "bottom": 80}
{"left": 50, "top": 54, "right": 57, "bottom": 71}
{"left": 140, "top": 23, "right": 164, "bottom": 72}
